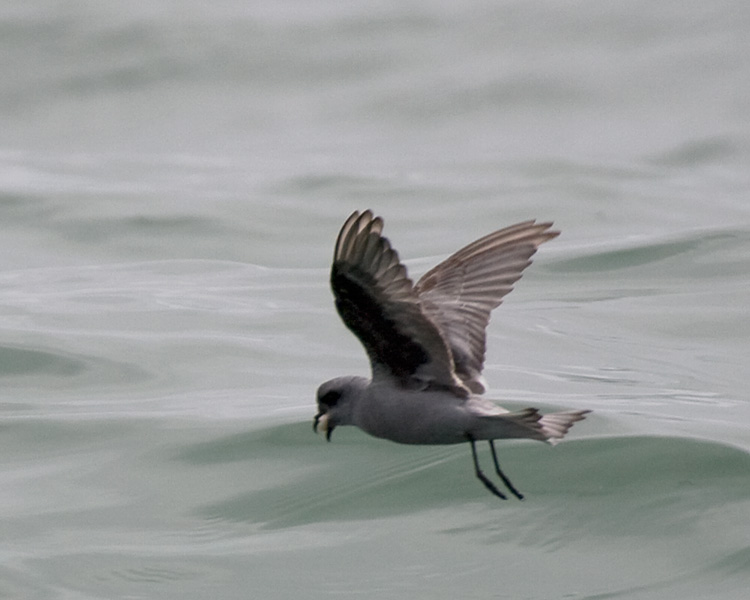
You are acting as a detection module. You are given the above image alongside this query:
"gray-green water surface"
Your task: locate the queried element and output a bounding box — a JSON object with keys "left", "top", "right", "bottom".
{"left": 1, "top": 1, "right": 749, "bottom": 598}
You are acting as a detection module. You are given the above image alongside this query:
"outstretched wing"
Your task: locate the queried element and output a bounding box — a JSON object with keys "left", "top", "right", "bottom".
{"left": 415, "top": 220, "right": 559, "bottom": 394}
{"left": 330, "top": 210, "right": 467, "bottom": 396}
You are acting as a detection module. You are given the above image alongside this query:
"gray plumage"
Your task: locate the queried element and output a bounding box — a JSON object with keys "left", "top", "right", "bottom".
{"left": 314, "top": 210, "right": 589, "bottom": 500}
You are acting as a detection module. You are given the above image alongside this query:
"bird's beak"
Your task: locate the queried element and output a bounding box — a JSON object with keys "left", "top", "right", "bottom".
{"left": 313, "top": 412, "right": 334, "bottom": 441}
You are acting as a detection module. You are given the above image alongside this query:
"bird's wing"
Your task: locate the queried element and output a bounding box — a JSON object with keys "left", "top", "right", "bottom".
{"left": 414, "top": 220, "right": 559, "bottom": 394}
{"left": 331, "top": 210, "right": 467, "bottom": 396}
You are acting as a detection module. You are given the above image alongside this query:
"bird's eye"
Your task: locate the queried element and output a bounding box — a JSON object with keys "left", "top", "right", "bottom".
{"left": 320, "top": 390, "right": 341, "bottom": 407}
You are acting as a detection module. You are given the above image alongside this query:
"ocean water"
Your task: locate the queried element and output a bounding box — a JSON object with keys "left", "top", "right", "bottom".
{"left": 2, "top": 1, "right": 749, "bottom": 598}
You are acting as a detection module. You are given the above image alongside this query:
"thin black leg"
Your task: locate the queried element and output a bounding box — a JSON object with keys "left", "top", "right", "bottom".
{"left": 468, "top": 436, "right": 507, "bottom": 500}
{"left": 488, "top": 440, "right": 524, "bottom": 500}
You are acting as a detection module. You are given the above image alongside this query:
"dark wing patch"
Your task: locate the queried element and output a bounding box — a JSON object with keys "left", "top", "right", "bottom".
{"left": 332, "top": 266, "right": 430, "bottom": 383}
{"left": 331, "top": 210, "right": 466, "bottom": 395}
{"left": 415, "top": 221, "right": 559, "bottom": 394}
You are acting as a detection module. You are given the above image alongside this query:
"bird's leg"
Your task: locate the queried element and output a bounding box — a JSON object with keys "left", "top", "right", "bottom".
{"left": 488, "top": 440, "right": 524, "bottom": 500}
{"left": 467, "top": 436, "right": 507, "bottom": 500}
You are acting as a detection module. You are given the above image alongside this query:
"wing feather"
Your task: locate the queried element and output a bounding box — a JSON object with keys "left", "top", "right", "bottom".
{"left": 331, "top": 210, "right": 467, "bottom": 395}
{"left": 415, "top": 220, "right": 559, "bottom": 393}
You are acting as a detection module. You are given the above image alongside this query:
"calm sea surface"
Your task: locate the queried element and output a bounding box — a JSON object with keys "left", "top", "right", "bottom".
{"left": 1, "top": 1, "right": 749, "bottom": 599}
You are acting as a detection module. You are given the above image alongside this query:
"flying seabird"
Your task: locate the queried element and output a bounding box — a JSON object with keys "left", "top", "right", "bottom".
{"left": 313, "top": 210, "right": 589, "bottom": 500}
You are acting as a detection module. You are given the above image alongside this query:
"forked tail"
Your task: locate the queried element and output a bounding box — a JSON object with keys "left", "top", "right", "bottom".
{"left": 539, "top": 410, "right": 591, "bottom": 445}
{"left": 472, "top": 407, "right": 590, "bottom": 443}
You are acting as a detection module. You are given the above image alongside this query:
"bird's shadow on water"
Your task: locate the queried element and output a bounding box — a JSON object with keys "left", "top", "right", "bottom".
{"left": 174, "top": 421, "right": 750, "bottom": 531}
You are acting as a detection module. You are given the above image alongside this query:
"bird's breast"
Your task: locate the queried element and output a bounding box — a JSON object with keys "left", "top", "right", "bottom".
{"left": 353, "top": 389, "right": 470, "bottom": 445}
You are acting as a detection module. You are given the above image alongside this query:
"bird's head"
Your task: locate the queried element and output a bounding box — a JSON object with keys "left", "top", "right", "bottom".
{"left": 313, "top": 376, "right": 365, "bottom": 441}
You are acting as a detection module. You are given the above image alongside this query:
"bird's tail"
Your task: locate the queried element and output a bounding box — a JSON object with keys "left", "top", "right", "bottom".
{"left": 474, "top": 408, "right": 590, "bottom": 443}
{"left": 539, "top": 410, "right": 591, "bottom": 445}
